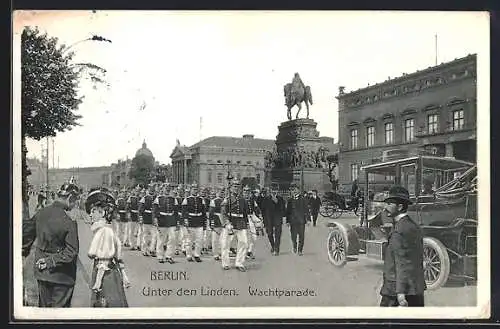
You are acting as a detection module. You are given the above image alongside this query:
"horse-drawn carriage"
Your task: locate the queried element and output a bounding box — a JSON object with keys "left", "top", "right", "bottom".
{"left": 326, "top": 155, "right": 477, "bottom": 290}
{"left": 320, "top": 191, "right": 364, "bottom": 219}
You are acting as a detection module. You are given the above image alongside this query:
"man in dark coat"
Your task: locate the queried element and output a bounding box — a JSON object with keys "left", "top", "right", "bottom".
{"left": 285, "top": 183, "right": 310, "bottom": 256}
{"left": 308, "top": 190, "right": 321, "bottom": 227}
{"left": 22, "top": 183, "right": 81, "bottom": 307}
{"left": 261, "top": 184, "right": 286, "bottom": 256}
{"left": 380, "top": 185, "right": 426, "bottom": 307}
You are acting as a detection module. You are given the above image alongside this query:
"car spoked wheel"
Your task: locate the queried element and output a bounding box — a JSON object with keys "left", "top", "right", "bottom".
{"left": 423, "top": 237, "right": 450, "bottom": 290}
{"left": 327, "top": 228, "right": 347, "bottom": 267}
{"left": 331, "top": 203, "right": 342, "bottom": 219}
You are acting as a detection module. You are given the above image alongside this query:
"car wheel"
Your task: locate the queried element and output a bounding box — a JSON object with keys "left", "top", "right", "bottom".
{"left": 327, "top": 228, "right": 347, "bottom": 267}
{"left": 423, "top": 237, "right": 450, "bottom": 290}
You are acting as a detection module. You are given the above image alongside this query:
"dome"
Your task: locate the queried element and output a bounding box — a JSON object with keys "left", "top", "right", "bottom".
{"left": 135, "top": 140, "right": 154, "bottom": 159}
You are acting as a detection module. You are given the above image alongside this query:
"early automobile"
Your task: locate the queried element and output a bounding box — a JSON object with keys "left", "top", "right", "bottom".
{"left": 326, "top": 155, "right": 477, "bottom": 290}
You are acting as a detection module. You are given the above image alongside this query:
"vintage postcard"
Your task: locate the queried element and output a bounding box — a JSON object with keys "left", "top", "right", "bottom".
{"left": 12, "top": 10, "right": 490, "bottom": 320}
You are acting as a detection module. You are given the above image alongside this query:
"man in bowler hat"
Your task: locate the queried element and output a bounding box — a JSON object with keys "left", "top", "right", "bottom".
{"left": 380, "top": 185, "right": 426, "bottom": 307}
{"left": 285, "top": 182, "right": 310, "bottom": 256}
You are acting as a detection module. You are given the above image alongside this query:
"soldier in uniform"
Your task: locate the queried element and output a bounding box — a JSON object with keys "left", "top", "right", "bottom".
{"left": 22, "top": 183, "right": 81, "bottom": 307}
{"left": 115, "top": 190, "right": 130, "bottom": 247}
{"left": 181, "top": 183, "right": 206, "bottom": 262}
{"left": 127, "top": 188, "right": 141, "bottom": 250}
{"left": 175, "top": 185, "right": 187, "bottom": 256}
{"left": 154, "top": 187, "right": 178, "bottom": 264}
{"left": 220, "top": 180, "right": 250, "bottom": 272}
{"left": 208, "top": 188, "right": 224, "bottom": 261}
{"left": 243, "top": 185, "right": 260, "bottom": 260}
{"left": 138, "top": 186, "right": 157, "bottom": 256}
{"left": 200, "top": 187, "right": 211, "bottom": 254}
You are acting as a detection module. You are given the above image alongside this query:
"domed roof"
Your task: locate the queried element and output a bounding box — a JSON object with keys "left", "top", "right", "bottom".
{"left": 135, "top": 140, "right": 154, "bottom": 159}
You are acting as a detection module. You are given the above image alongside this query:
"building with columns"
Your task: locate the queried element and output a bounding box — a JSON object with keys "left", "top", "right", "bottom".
{"left": 170, "top": 135, "right": 275, "bottom": 188}
{"left": 336, "top": 54, "right": 476, "bottom": 192}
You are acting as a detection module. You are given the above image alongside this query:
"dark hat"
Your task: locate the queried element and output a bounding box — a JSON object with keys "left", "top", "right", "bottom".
{"left": 270, "top": 183, "right": 279, "bottom": 190}
{"left": 57, "top": 183, "right": 81, "bottom": 198}
{"left": 85, "top": 188, "right": 116, "bottom": 214}
{"left": 289, "top": 182, "right": 299, "bottom": 189}
{"left": 383, "top": 185, "right": 412, "bottom": 205}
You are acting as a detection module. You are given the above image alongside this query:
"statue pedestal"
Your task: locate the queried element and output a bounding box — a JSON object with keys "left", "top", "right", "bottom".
{"left": 267, "top": 119, "right": 330, "bottom": 192}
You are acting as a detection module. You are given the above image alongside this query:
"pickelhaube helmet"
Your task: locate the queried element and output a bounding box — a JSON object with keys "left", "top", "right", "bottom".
{"left": 243, "top": 185, "right": 251, "bottom": 191}
{"left": 57, "top": 182, "right": 81, "bottom": 198}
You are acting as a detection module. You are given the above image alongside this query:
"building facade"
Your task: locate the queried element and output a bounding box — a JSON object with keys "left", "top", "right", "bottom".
{"left": 336, "top": 54, "right": 477, "bottom": 192}
{"left": 170, "top": 135, "right": 275, "bottom": 188}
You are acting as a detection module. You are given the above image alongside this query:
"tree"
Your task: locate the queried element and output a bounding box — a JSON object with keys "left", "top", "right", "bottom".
{"left": 128, "top": 154, "right": 155, "bottom": 186}
{"left": 21, "top": 26, "right": 108, "bottom": 219}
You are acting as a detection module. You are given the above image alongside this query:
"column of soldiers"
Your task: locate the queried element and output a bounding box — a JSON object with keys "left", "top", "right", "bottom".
{"left": 105, "top": 179, "right": 319, "bottom": 272}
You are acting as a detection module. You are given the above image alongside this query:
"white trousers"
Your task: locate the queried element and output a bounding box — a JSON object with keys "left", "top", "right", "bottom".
{"left": 221, "top": 228, "right": 248, "bottom": 268}
{"left": 185, "top": 227, "right": 203, "bottom": 258}
{"left": 131, "top": 222, "right": 142, "bottom": 248}
{"left": 211, "top": 228, "right": 223, "bottom": 257}
{"left": 141, "top": 224, "right": 158, "bottom": 254}
{"left": 177, "top": 226, "right": 189, "bottom": 252}
{"left": 156, "top": 226, "right": 177, "bottom": 260}
{"left": 118, "top": 221, "right": 132, "bottom": 246}
{"left": 247, "top": 216, "right": 257, "bottom": 254}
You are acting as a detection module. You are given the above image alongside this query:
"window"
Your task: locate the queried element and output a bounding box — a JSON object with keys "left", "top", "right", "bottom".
{"left": 350, "top": 129, "right": 358, "bottom": 149}
{"left": 351, "top": 164, "right": 359, "bottom": 181}
{"left": 366, "top": 126, "right": 375, "bottom": 147}
{"left": 453, "top": 109, "right": 465, "bottom": 130}
{"left": 404, "top": 119, "right": 415, "bottom": 142}
{"left": 368, "top": 173, "right": 376, "bottom": 182}
{"left": 384, "top": 122, "right": 394, "bottom": 144}
{"left": 236, "top": 172, "right": 241, "bottom": 180}
{"left": 385, "top": 174, "right": 395, "bottom": 181}
{"left": 256, "top": 173, "right": 261, "bottom": 184}
{"left": 207, "top": 171, "right": 212, "bottom": 184}
{"left": 427, "top": 114, "right": 439, "bottom": 134}
{"left": 217, "top": 173, "right": 223, "bottom": 184}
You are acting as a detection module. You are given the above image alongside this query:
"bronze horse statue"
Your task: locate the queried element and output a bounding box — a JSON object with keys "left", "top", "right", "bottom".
{"left": 284, "top": 73, "right": 313, "bottom": 120}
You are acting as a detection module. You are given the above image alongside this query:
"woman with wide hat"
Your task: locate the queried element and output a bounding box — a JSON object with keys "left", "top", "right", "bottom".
{"left": 85, "top": 187, "right": 130, "bottom": 307}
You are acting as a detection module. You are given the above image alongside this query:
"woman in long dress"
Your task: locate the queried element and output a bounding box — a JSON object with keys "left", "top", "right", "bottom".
{"left": 85, "top": 188, "right": 130, "bottom": 307}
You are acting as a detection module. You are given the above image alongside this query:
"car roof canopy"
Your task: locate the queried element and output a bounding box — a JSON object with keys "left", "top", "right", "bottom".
{"left": 360, "top": 156, "right": 474, "bottom": 175}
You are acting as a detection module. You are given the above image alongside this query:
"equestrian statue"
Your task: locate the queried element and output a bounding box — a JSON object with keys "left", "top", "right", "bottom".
{"left": 284, "top": 73, "right": 313, "bottom": 121}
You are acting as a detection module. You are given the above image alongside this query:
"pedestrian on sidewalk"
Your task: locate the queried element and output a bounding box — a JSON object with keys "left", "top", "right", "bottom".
{"left": 22, "top": 183, "right": 81, "bottom": 307}
{"left": 86, "top": 188, "right": 130, "bottom": 307}
{"left": 261, "top": 184, "right": 286, "bottom": 256}
{"left": 286, "top": 183, "right": 310, "bottom": 256}
{"left": 379, "top": 185, "right": 426, "bottom": 307}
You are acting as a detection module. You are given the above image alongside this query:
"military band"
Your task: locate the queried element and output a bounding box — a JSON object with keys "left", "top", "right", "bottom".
{"left": 139, "top": 187, "right": 157, "bottom": 256}
{"left": 181, "top": 184, "right": 206, "bottom": 262}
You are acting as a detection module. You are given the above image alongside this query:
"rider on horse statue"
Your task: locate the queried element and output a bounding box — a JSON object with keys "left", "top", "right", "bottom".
{"left": 284, "top": 73, "right": 313, "bottom": 121}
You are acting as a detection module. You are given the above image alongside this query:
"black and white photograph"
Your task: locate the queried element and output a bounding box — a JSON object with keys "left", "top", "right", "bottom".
{"left": 12, "top": 10, "right": 490, "bottom": 319}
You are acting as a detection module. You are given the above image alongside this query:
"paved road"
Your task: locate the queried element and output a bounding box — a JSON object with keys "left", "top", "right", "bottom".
{"left": 60, "top": 209, "right": 476, "bottom": 308}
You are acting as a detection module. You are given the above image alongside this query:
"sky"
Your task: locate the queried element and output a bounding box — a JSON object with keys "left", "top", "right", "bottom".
{"left": 13, "top": 11, "right": 489, "bottom": 168}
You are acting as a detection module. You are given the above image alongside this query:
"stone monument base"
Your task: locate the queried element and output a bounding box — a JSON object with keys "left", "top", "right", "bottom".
{"left": 270, "top": 168, "right": 331, "bottom": 193}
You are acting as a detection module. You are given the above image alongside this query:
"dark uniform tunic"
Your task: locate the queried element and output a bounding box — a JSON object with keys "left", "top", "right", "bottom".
{"left": 154, "top": 195, "right": 178, "bottom": 228}
{"left": 222, "top": 196, "right": 249, "bottom": 230}
{"left": 182, "top": 196, "right": 207, "bottom": 228}
{"left": 209, "top": 197, "right": 223, "bottom": 228}
{"left": 22, "top": 201, "right": 79, "bottom": 307}
{"left": 127, "top": 195, "right": 139, "bottom": 222}
{"left": 139, "top": 194, "right": 155, "bottom": 225}
{"left": 116, "top": 197, "right": 128, "bottom": 222}
{"left": 176, "top": 196, "right": 184, "bottom": 227}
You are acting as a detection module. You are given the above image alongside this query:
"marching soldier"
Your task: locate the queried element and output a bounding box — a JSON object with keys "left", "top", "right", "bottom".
{"left": 209, "top": 188, "right": 224, "bottom": 261}
{"left": 201, "top": 187, "right": 212, "bottom": 254}
{"left": 181, "top": 183, "right": 207, "bottom": 262}
{"left": 220, "top": 180, "right": 250, "bottom": 272}
{"left": 116, "top": 190, "right": 130, "bottom": 247}
{"left": 154, "top": 188, "right": 178, "bottom": 264}
{"left": 139, "top": 186, "right": 157, "bottom": 256}
{"left": 127, "top": 188, "right": 141, "bottom": 250}
{"left": 175, "top": 186, "right": 187, "bottom": 256}
{"left": 243, "top": 185, "right": 260, "bottom": 260}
